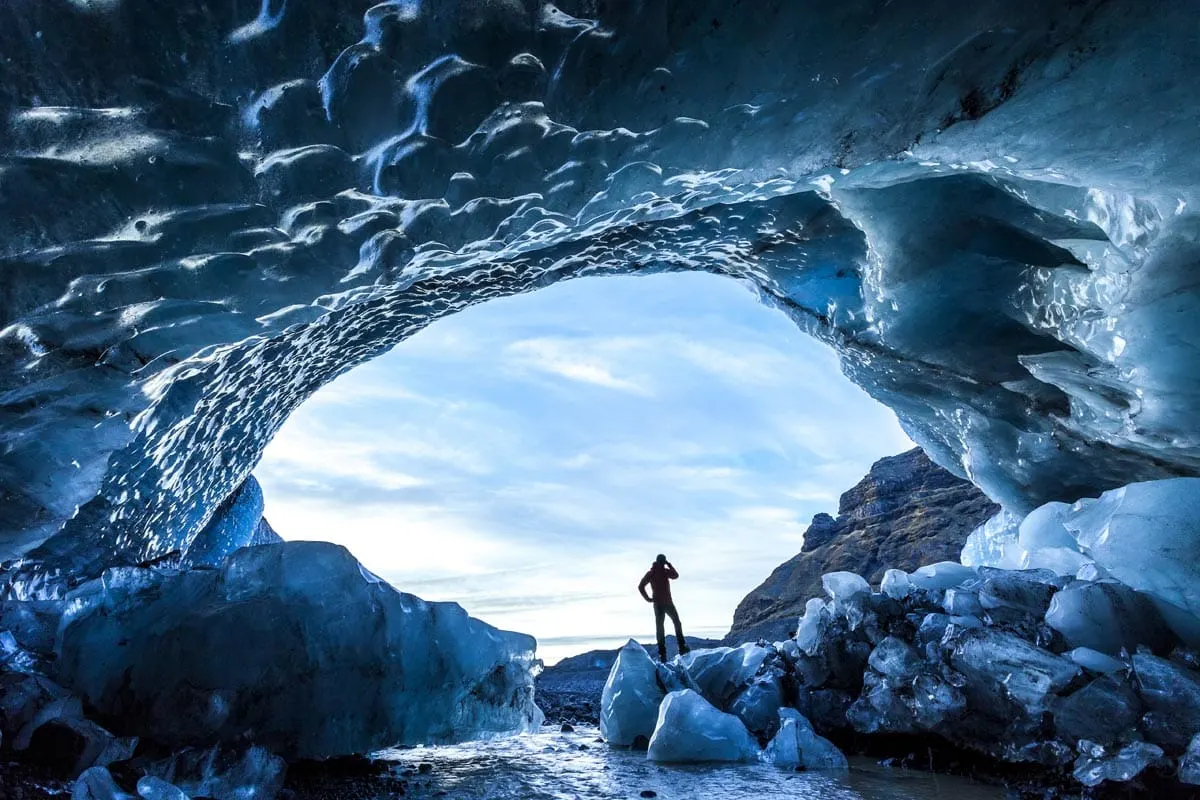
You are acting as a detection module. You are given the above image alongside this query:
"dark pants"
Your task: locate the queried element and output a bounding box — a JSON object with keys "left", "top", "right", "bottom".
{"left": 654, "top": 601, "right": 686, "bottom": 661}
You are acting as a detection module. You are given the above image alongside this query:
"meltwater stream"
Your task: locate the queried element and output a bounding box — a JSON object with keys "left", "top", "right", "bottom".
{"left": 343, "top": 726, "right": 1005, "bottom": 800}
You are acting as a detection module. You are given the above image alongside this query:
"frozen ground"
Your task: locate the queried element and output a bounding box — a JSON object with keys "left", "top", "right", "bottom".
{"left": 356, "top": 725, "right": 1004, "bottom": 800}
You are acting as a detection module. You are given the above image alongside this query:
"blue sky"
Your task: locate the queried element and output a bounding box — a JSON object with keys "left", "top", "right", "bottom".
{"left": 256, "top": 272, "right": 913, "bottom": 663}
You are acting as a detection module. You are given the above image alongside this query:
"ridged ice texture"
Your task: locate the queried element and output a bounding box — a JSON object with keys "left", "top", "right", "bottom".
{"left": 2, "top": 0, "right": 1200, "bottom": 570}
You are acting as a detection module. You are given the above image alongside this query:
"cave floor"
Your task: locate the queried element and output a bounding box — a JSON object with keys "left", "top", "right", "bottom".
{"left": 284, "top": 725, "right": 1005, "bottom": 800}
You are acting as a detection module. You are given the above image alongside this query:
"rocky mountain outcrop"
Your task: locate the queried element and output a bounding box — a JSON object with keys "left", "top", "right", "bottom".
{"left": 727, "top": 449, "right": 998, "bottom": 643}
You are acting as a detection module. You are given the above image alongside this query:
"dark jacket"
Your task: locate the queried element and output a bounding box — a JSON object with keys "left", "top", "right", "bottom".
{"left": 639, "top": 562, "right": 678, "bottom": 605}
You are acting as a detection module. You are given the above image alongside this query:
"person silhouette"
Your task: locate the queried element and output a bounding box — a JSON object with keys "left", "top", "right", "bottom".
{"left": 638, "top": 554, "right": 689, "bottom": 662}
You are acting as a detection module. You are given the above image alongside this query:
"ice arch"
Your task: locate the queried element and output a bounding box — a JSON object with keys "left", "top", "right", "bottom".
{"left": 1, "top": 0, "right": 1199, "bottom": 576}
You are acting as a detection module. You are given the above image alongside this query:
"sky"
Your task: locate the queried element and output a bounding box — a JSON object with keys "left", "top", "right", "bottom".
{"left": 256, "top": 272, "right": 914, "bottom": 664}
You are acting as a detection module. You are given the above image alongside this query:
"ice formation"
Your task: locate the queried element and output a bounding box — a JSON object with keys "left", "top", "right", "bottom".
{"left": 0, "top": 0, "right": 1199, "bottom": 792}
{"left": 54, "top": 541, "right": 542, "bottom": 759}
{"left": 764, "top": 709, "right": 847, "bottom": 771}
{"left": 599, "top": 640, "right": 663, "bottom": 747}
{"left": 645, "top": 690, "right": 759, "bottom": 764}
{"left": 0, "top": 0, "right": 1197, "bottom": 575}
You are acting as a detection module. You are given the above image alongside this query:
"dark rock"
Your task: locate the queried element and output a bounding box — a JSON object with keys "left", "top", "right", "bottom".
{"left": 1132, "top": 653, "right": 1200, "bottom": 753}
{"left": 727, "top": 449, "right": 998, "bottom": 644}
{"left": 977, "top": 568, "right": 1057, "bottom": 617}
{"left": 1051, "top": 675, "right": 1141, "bottom": 747}
{"left": 24, "top": 717, "right": 132, "bottom": 779}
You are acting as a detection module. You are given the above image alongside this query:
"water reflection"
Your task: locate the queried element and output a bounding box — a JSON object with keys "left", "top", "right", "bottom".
{"left": 373, "top": 726, "right": 1005, "bottom": 800}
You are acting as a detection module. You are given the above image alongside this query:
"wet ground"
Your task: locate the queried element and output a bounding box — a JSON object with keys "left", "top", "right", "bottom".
{"left": 353, "top": 725, "right": 1006, "bottom": 800}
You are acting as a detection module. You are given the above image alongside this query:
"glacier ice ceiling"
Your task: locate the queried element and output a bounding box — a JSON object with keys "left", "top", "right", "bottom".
{"left": 1, "top": 0, "right": 1200, "bottom": 584}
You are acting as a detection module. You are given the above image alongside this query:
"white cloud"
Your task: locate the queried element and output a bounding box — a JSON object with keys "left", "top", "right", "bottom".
{"left": 504, "top": 337, "right": 653, "bottom": 395}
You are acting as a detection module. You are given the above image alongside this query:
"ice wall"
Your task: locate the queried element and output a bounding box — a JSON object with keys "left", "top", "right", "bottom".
{"left": 1, "top": 0, "right": 1199, "bottom": 573}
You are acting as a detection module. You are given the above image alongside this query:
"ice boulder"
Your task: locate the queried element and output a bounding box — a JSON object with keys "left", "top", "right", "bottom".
{"left": 646, "top": 690, "right": 759, "bottom": 763}
{"left": 1073, "top": 740, "right": 1163, "bottom": 788}
{"left": 55, "top": 542, "right": 541, "bottom": 759}
{"left": 600, "top": 640, "right": 664, "bottom": 747}
{"left": 1050, "top": 675, "right": 1141, "bottom": 747}
{"left": 949, "top": 628, "right": 1081, "bottom": 716}
{"left": 679, "top": 643, "right": 771, "bottom": 709}
{"left": 795, "top": 598, "right": 832, "bottom": 656}
{"left": 822, "top": 572, "right": 870, "bottom": 628}
{"left": 729, "top": 670, "right": 785, "bottom": 740}
{"left": 1018, "top": 501, "right": 1077, "bottom": 552}
{"left": 145, "top": 744, "right": 286, "bottom": 800}
{"left": 1045, "top": 580, "right": 1174, "bottom": 656}
{"left": 879, "top": 569, "right": 911, "bottom": 600}
{"left": 821, "top": 572, "right": 870, "bottom": 605}
{"left": 1063, "top": 479, "right": 1200, "bottom": 618}
{"left": 907, "top": 562, "right": 976, "bottom": 593}
{"left": 764, "top": 708, "right": 847, "bottom": 770}
{"left": 867, "top": 636, "right": 923, "bottom": 682}
{"left": 976, "top": 568, "right": 1057, "bottom": 617}
{"left": 1066, "top": 648, "right": 1126, "bottom": 674}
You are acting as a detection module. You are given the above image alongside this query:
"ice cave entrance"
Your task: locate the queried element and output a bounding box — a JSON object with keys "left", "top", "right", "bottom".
{"left": 256, "top": 272, "right": 914, "bottom": 664}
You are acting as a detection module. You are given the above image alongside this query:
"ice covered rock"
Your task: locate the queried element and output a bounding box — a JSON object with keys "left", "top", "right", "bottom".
{"left": 729, "top": 671, "right": 785, "bottom": 741}
{"left": 55, "top": 542, "right": 541, "bottom": 759}
{"left": 909, "top": 674, "right": 967, "bottom": 729}
{"left": 764, "top": 708, "right": 847, "bottom": 770}
{"left": 601, "top": 640, "right": 663, "bottom": 747}
{"left": 73, "top": 766, "right": 134, "bottom": 800}
{"left": 907, "top": 563, "right": 975, "bottom": 594}
{"left": 1179, "top": 733, "right": 1200, "bottom": 785}
{"left": 1131, "top": 653, "right": 1200, "bottom": 752}
{"left": 976, "top": 568, "right": 1057, "bottom": 618}
{"left": 1046, "top": 581, "right": 1174, "bottom": 655}
{"left": 949, "top": 629, "right": 1081, "bottom": 716}
{"left": 1066, "top": 647, "right": 1126, "bottom": 674}
{"left": 847, "top": 677, "right": 917, "bottom": 734}
{"left": 146, "top": 744, "right": 286, "bottom": 800}
{"left": 867, "top": 636, "right": 923, "bottom": 682}
{"left": 26, "top": 716, "right": 137, "bottom": 778}
{"left": 646, "top": 690, "right": 758, "bottom": 763}
{"left": 942, "top": 588, "right": 983, "bottom": 617}
{"left": 1073, "top": 740, "right": 1163, "bottom": 787}
{"left": 1051, "top": 675, "right": 1141, "bottom": 747}
{"left": 679, "top": 643, "right": 771, "bottom": 709}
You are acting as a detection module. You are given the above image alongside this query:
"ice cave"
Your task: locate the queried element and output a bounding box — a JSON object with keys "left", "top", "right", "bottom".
{"left": 2, "top": 0, "right": 1200, "bottom": 796}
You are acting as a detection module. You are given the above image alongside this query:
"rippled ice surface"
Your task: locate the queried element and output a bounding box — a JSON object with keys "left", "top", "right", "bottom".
{"left": 375, "top": 726, "right": 1004, "bottom": 800}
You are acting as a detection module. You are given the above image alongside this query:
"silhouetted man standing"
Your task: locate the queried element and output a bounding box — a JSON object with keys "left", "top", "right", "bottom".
{"left": 639, "top": 554, "right": 689, "bottom": 662}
